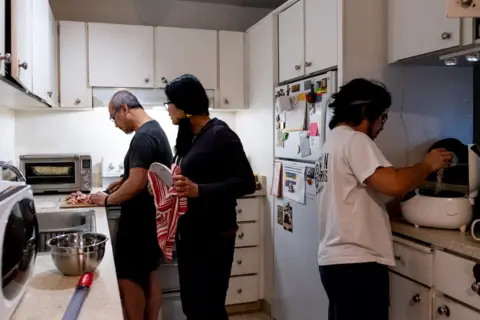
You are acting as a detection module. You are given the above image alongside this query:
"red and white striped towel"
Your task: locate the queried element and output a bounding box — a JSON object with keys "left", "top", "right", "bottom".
{"left": 147, "top": 163, "right": 187, "bottom": 262}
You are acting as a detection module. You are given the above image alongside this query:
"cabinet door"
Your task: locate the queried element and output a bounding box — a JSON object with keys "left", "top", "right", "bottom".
{"left": 434, "top": 296, "right": 480, "bottom": 320}
{"left": 219, "top": 31, "right": 245, "bottom": 109}
{"left": 59, "top": 21, "right": 92, "bottom": 108}
{"left": 32, "top": 0, "right": 57, "bottom": 106}
{"left": 389, "top": 272, "right": 431, "bottom": 320}
{"left": 88, "top": 23, "right": 154, "bottom": 88}
{"left": 278, "top": 0, "right": 305, "bottom": 83}
{"left": 388, "top": 0, "right": 461, "bottom": 62}
{"left": 11, "top": 0, "right": 33, "bottom": 91}
{"left": 154, "top": 27, "right": 217, "bottom": 89}
{"left": 305, "top": 0, "right": 337, "bottom": 74}
{"left": 0, "top": 0, "right": 5, "bottom": 76}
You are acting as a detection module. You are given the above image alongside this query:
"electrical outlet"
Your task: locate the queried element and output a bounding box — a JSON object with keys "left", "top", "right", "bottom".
{"left": 447, "top": 0, "right": 480, "bottom": 18}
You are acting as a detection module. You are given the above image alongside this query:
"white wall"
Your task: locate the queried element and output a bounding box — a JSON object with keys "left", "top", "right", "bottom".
{"left": 50, "top": 0, "right": 272, "bottom": 32}
{"left": 14, "top": 108, "right": 236, "bottom": 185}
{"left": 0, "top": 107, "right": 16, "bottom": 163}
{"left": 236, "top": 14, "right": 276, "bottom": 305}
{"left": 377, "top": 65, "right": 473, "bottom": 167}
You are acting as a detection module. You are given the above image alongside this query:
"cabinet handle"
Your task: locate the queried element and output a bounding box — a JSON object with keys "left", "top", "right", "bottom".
{"left": 161, "top": 77, "right": 168, "bottom": 84}
{"left": 0, "top": 53, "right": 11, "bottom": 63}
{"left": 437, "top": 306, "right": 450, "bottom": 316}
{"left": 237, "top": 259, "right": 242, "bottom": 265}
{"left": 75, "top": 99, "right": 81, "bottom": 105}
{"left": 237, "top": 288, "right": 243, "bottom": 294}
{"left": 238, "top": 232, "right": 244, "bottom": 239}
{"left": 441, "top": 32, "right": 452, "bottom": 40}
{"left": 394, "top": 254, "right": 401, "bottom": 261}
{"left": 471, "top": 282, "right": 480, "bottom": 294}
{"left": 294, "top": 65, "right": 301, "bottom": 71}
{"left": 47, "top": 91, "right": 52, "bottom": 98}
{"left": 412, "top": 294, "right": 421, "bottom": 303}
{"left": 145, "top": 78, "right": 150, "bottom": 83}
{"left": 237, "top": 209, "right": 243, "bottom": 214}
{"left": 19, "top": 61, "right": 28, "bottom": 70}
{"left": 305, "top": 62, "right": 312, "bottom": 67}
{"left": 224, "top": 99, "right": 230, "bottom": 105}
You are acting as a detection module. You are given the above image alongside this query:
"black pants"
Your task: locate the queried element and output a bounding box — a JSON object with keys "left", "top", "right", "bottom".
{"left": 319, "top": 262, "right": 389, "bottom": 320}
{"left": 176, "top": 232, "right": 235, "bottom": 320}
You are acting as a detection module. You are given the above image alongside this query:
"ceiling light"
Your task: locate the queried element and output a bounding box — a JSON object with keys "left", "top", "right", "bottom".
{"left": 466, "top": 53, "right": 480, "bottom": 62}
{"left": 444, "top": 58, "right": 457, "bottom": 66}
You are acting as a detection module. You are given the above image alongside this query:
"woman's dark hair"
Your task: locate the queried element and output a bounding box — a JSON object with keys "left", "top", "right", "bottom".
{"left": 328, "top": 78, "right": 392, "bottom": 130}
{"left": 165, "top": 74, "right": 210, "bottom": 157}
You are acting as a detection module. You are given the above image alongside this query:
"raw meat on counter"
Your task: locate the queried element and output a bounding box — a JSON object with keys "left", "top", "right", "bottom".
{"left": 66, "top": 191, "right": 92, "bottom": 205}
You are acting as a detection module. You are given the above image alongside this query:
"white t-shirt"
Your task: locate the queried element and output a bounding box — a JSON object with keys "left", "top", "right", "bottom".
{"left": 315, "top": 125, "right": 395, "bottom": 266}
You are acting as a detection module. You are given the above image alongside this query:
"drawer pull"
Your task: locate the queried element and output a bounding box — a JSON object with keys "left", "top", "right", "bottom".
{"left": 471, "top": 282, "right": 480, "bottom": 294}
{"left": 394, "top": 254, "right": 401, "bottom": 261}
{"left": 237, "top": 260, "right": 243, "bottom": 265}
{"left": 238, "top": 232, "right": 245, "bottom": 239}
{"left": 412, "top": 294, "right": 421, "bottom": 303}
{"left": 437, "top": 306, "right": 450, "bottom": 316}
{"left": 237, "top": 288, "right": 243, "bottom": 294}
{"left": 237, "top": 209, "right": 243, "bottom": 214}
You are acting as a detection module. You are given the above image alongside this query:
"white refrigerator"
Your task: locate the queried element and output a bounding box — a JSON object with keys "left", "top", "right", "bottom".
{"left": 272, "top": 71, "right": 336, "bottom": 320}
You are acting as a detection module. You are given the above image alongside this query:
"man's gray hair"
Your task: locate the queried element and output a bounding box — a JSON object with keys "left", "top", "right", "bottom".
{"left": 110, "top": 90, "right": 143, "bottom": 109}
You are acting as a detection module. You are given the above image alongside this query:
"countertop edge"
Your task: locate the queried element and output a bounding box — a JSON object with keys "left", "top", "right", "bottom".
{"left": 391, "top": 220, "right": 480, "bottom": 262}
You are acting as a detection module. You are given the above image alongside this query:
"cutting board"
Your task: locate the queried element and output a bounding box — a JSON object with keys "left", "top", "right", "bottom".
{"left": 59, "top": 199, "right": 100, "bottom": 209}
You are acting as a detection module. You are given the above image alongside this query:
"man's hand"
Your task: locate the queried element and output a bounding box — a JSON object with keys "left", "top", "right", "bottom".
{"left": 107, "top": 177, "right": 123, "bottom": 193}
{"left": 422, "top": 148, "right": 453, "bottom": 173}
{"left": 90, "top": 191, "right": 108, "bottom": 206}
{"left": 173, "top": 175, "right": 199, "bottom": 198}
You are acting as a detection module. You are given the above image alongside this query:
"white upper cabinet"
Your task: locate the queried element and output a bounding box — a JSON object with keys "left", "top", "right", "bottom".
{"left": 32, "top": 0, "right": 58, "bottom": 106}
{"left": 0, "top": 0, "right": 6, "bottom": 76}
{"left": 88, "top": 23, "right": 154, "bottom": 88}
{"left": 10, "top": 0, "right": 33, "bottom": 91}
{"left": 388, "top": 0, "right": 461, "bottom": 62}
{"left": 305, "top": 0, "right": 337, "bottom": 74}
{"left": 59, "top": 21, "right": 92, "bottom": 108}
{"left": 155, "top": 27, "right": 217, "bottom": 89}
{"left": 218, "top": 31, "right": 245, "bottom": 109}
{"left": 279, "top": 0, "right": 304, "bottom": 83}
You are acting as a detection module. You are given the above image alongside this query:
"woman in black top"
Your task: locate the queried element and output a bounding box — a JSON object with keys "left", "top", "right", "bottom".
{"left": 165, "top": 74, "right": 256, "bottom": 319}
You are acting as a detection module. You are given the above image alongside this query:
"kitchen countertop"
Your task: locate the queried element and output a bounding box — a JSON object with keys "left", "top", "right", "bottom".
{"left": 11, "top": 189, "right": 123, "bottom": 320}
{"left": 392, "top": 220, "right": 480, "bottom": 261}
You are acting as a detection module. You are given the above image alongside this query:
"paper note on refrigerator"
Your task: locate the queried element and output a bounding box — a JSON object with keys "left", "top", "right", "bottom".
{"left": 283, "top": 164, "right": 306, "bottom": 204}
{"left": 299, "top": 132, "right": 311, "bottom": 158}
{"left": 271, "top": 161, "right": 283, "bottom": 197}
{"left": 308, "top": 122, "right": 319, "bottom": 137}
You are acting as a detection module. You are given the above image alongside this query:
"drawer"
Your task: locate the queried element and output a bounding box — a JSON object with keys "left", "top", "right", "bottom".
{"left": 226, "top": 275, "right": 259, "bottom": 305}
{"left": 434, "top": 251, "right": 480, "bottom": 310}
{"left": 390, "top": 238, "right": 433, "bottom": 286}
{"left": 235, "top": 222, "right": 259, "bottom": 247}
{"left": 231, "top": 247, "right": 259, "bottom": 276}
{"left": 236, "top": 198, "right": 261, "bottom": 222}
{"left": 389, "top": 272, "right": 432, "bottom": 320}
{"left": 434, "top": 295, "right": 480, "bottom": 320}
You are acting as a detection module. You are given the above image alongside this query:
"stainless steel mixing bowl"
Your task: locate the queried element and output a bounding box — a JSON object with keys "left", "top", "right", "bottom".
{"left": 46, "top": 232, "right": 108, "bottom": 276}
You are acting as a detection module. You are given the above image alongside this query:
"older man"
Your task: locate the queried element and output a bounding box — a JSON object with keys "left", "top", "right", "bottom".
{"left": 91, "top": 90, "right": 173, "bottom": 320}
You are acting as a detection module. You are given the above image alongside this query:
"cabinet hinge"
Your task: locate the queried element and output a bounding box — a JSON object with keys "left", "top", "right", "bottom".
{"left": 58, "top": 93, "right": 61, "bottom": 104}
{"left": 57, "top": 24, "right": 60, "bottom": 36}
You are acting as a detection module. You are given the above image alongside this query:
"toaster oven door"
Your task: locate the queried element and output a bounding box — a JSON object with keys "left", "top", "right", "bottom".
{"left": 1, "top": 188, "right": 39, "bottom": 301}
{"left": 23, "top": 161, "right": 78, "bottom": 191}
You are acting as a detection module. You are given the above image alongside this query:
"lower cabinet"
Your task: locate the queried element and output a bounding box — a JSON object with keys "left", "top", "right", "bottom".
{"left": 389, "top": 272, "right": 431, "bottom": 320}
{"left": 434, "top": 296, "right": 480, "bottom": 320}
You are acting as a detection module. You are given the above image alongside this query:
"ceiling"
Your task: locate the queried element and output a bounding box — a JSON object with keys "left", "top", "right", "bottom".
{"left": 175, "top": 0, "right": 286, "bottom": 8}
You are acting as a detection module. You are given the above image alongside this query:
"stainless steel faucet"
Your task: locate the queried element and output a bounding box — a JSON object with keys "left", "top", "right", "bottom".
{"left": 0, "top": 161, "right": 26, "bottom": 182}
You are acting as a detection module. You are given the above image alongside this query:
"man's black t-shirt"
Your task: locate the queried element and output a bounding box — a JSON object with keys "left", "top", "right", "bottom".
{"left": 121, "top": 120, "right": 173, "bottom": 216}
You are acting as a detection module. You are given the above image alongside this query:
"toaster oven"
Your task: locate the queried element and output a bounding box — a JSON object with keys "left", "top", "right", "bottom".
{"left": 19, "top": 154, "right": 92, "bottom": 194}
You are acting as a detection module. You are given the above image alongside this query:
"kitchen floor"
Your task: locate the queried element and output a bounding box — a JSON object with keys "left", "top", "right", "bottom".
{"left": 230, "top": 313, "right": 270, "bottom": 320}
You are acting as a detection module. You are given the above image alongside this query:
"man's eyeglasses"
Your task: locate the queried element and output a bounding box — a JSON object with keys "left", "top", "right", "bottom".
{"left": 109, "top": 108, "right": 119, "bottom": 122}
{"left": 164, "top": 101, "right": 171, "bottom": 108}
{"left": 381, "top": 113, "right": 388, "bottom": 125}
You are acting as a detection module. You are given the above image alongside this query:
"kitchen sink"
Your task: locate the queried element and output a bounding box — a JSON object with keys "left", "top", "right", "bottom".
{"left": 36, "top": 210, "right": 96, "bottom": 253}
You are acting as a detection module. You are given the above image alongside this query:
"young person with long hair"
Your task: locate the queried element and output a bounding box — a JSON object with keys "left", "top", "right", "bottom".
{"left": 164, "top": 74, "right": 256, "bottom": 319}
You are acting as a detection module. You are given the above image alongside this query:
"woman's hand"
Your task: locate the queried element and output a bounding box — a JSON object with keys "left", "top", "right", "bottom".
{"left": 173, "top": 175, "right": 199, "bottom": 198}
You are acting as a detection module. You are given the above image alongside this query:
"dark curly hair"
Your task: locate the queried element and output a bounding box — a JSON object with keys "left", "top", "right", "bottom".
{"left": 328, "top": 78, "right": 392, "bottom": 130}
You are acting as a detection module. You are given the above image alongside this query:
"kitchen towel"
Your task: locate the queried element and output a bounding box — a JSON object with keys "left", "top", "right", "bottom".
{"left": 147, "top": 163, "right": 187, "bottom": 262}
